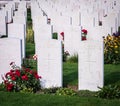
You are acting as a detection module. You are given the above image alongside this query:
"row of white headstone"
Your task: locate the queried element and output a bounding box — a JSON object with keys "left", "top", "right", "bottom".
{"left": 31, "top": 0, "right": 106, "bottom": 91}
{"left": 0, "top": 0, "right": 119, "bottom": 91}
{"left": 0, "top": 1, "right": 28, "bottom": 83}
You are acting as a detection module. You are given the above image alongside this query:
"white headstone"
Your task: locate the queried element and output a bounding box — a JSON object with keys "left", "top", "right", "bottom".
{"left": 37, "top": 39, "right": 62, "bottom": 88}
{"left": 78, "top": 40, "right": 104, "bottom": 91}
{"left": 64, "top": 25, "right": 82, "bottom": 55}
{"left": 0, "top": 38, "right": 22, "bottom": 83}
{"left": 34, "top": 24, "right": 52, "bottom": 54}
{"left": 8, "top": 23, "right": 26, "bottom": 58}
{"left": 5, "top": 4, "right": 13, "bottom": 23}
{"left": 0, "top": 10, "right": 7, "bottom": 36}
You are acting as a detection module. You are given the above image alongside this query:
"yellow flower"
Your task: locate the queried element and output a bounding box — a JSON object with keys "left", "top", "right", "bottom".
{"left": 115, "top": 51, "right": 119, "bottom": 53}
{"left": 110, "top": 45, "right": 113, "bottom": 48}
{"left": 114, "top": 45, "right": 118, "bottom": 48}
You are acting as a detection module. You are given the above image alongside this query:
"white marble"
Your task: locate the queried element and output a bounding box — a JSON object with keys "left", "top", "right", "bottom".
{"left": 37, "top": 39, "right": 62, "bottom": 88}
{"left": 0, "top": 10, "right": 7, "bottom": 36}
{"left": 0, "top": 38, "right": 22, "bottom": 83}
{"left": 78, "top": 40, "right": 104, "bottom": 91}
{"left": 8, "top": 23, "right": 26, "bottom": 58}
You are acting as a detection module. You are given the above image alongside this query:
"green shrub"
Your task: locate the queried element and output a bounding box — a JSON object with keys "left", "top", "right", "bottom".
{"left": 22, "top": 58, "right": 37, "bottom": 70}
{"left": 97, "top": 84, "right": 120, "bottom": 99}
{"left": 0, "top": 83, "right": 6, "bottom": 91}
{"left": 67, "top": 54, "right": 78, "bottom": 63}
{"left": 40, "top": 87, "right": 59, "bottom": 94}
{"left": 20, "top": 87, "right": 33, "bottom": 94}
{"left": 56, "top": 88, "right": 77, "bottom": 96}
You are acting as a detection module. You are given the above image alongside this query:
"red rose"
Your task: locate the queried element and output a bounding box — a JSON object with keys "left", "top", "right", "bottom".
{"left": 33, "top": 72, "right": 41, "bottom": 79}
{"left": 29, "top": 70, "right": 33, "bottom": 74}
{"left": 22, "top": 75, "right": 28, "bottom": 81}
{"left": 4, "top": 80, "right": 8, "bottom": 85}
{"left": 60, "top": 32, "right": 64, "bottom": 40}
{"left": 82, "top": 29, "right": 88, "bottom": 34}
{"left": 34, "top": 74, "right": 41, "bottom": 79}
{"left": 7, "top": 83, "right": 14, "bottom": 91}
{"left": 60, "top": 32, "right": 64, "bottom": 36}
{"left": 10, "top": 70, "right": 14, "bottom": 73}
{"left": 5, "top": 72, "right": 12, "bottom": 78}
{"left": 11, "top": 76, "right": 16, "bottom": 81}
{"left": 25, "top": 68, "right": 30, "bottom": 72}
{"left": 15, "top": 70, "right": 20, "bottom": 77}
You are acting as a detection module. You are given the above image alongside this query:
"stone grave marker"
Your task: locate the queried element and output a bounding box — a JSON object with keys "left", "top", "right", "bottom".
{"left": 0, "top": 38, "right": 22, "bottom": 83}
{"left": 34, "top": 24, "right": 52, "bottom": 54}
{"left": 37, "top": 39, "right": 62, "bottom": 88}
{"left": 0, "top": 10, "right": 7, "bottom": 36}
{"left": 8, "top": 23, "right": 26, "bottom": 58}
{"left": 78, "top": 40, "right": 104, "bottom": 91}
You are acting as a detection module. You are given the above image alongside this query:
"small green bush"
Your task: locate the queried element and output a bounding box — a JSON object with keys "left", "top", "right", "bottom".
{"left": 40, "top": 87, "right": 59, "bottom": 94}
{"left": 0, "top": 83, "right": 6, "bottom": 91}
{"left": 22, "top": 58, "right": 37, "bottom": 70}
{"left": 97, "top": 84, "right": 120, "bottom": 99}
{"left": 56, "top": 88, "right": 77, "bottom": 96}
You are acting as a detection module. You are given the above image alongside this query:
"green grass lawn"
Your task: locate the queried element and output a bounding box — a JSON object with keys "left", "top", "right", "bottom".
{"left": 63, "top": 62, "right": 120, "bottom": 87}
{"left": 0, "top": 62, "right": 120, "bottom": 106}
{"left": 63, "top": 62, "right": 78, "bottom": 87}
{"left": 26, "top": 43, "right": 35, "bottom": 58}
{"left": 0, "top": 91, "right": 120, "bottom": 106}
{"left": 104, "top": 64, "right": 120, "bottom": 85}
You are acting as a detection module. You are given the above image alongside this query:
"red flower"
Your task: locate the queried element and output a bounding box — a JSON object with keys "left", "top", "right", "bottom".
{"left": 11, "top": 76, "right": 16, "bottom": 81}
{"left": 15, "top": 70, "right": 20, "bottom": 77}
{"left": 33, "top": 72, "right": 41, "bottom": 79}
{"left": 82, "top": 29, "right": 88, "bottom": 34}
{"left": 22, "top": 75, "right": 28, "bottom": 81}
{"left": 5, "top": 72, "right": 12, "bottom": 78}
{"left": 60, "top": 32, "right": 64, "bottom": 40}
{"left": 48, "top": 18, "right": 51, "bottom": 21}
{"left": 60, "top": 32, "right": 64, "bottom": 36}
{"left": 29, "top": 70, "right": 33, "bottom": 74}
{"left": 34, "top": 74, "right": 41, "bottom": 79}
{"left": 4, "top": 80, "right": 8, "bottom": 85}
{"left": 25, "top": 68, "right": 30, "bottom": 72}
{"left": 6, "top": 83, "right": 14, "bottom": 91}
{"left": 10, "top": 70, "right": 14, "bottom": 73}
